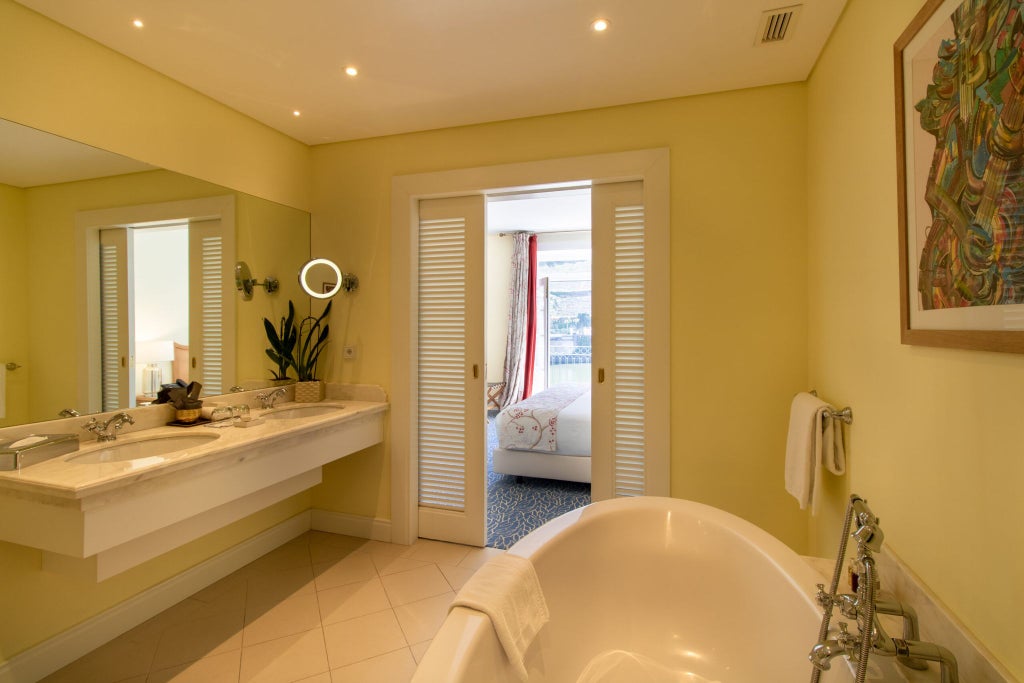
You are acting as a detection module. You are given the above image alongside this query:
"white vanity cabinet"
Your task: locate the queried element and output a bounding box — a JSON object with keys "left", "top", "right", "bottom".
{"left": 0, "top": 400, "right": 386, "bottom": 581}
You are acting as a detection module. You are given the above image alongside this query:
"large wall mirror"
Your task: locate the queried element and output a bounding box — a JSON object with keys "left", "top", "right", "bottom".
{"left": 0, "top": 118, "right": 311, "bottom": 428}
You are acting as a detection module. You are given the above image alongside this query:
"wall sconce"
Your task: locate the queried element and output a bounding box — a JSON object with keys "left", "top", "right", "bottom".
{"left": 235, "top": 261, "right": 280, "bottom": 300}
{"left": 299, "top": 258, "right": 358, "bottom": 299}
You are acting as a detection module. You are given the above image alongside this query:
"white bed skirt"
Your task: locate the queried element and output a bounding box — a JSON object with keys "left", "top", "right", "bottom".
{"left": 492, "top": 448, "right": 591, "bottom": 483}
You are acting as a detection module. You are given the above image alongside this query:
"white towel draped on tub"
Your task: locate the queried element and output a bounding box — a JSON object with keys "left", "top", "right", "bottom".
{"left": 450, "top": 553, "right": 550, "bottom": 681}
{"left": 784, "top": 392, "right": 846, "bottom": 514}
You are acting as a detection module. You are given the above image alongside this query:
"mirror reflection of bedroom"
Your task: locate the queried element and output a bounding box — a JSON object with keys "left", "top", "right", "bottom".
{"left": 484, "top": 187, "right": 592, "bottom": 549}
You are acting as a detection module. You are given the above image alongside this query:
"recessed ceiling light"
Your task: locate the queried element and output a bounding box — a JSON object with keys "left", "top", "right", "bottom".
{"left": 132, "top": 18, "right": 144, "bottom": 28}
{"left": 345, "top": 66, "right": 359, "bottom": 77}
{"left": 591, "top": 18, "right": 609, "bottom": 32}
{"left": 293, "top": 110, "right": 301, "bottom": 117}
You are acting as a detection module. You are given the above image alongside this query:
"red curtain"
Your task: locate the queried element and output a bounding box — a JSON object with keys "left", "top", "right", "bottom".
{"left": 522, "top": 234, "right": 538, "bottom": 398}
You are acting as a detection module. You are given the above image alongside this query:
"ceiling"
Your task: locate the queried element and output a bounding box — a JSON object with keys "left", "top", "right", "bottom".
{"left": 0, "top": 119, "right": 155, "bottom": 188}
{"left": 15, "top": 0, "right": 848, "bottom": 146}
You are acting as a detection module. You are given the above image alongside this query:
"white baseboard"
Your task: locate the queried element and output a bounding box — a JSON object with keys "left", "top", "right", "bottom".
{"left": 0, "top": 511, "right": 311, "bottom": 683}
{"left": 311, "top": 508, "right": 393, "bottom": 542}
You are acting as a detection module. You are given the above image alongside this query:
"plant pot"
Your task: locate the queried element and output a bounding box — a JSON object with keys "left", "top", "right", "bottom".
{"left": 269, "top": 378, "right": 295, "bottom": 387}
{"left": 175, "top": 408, "right": 201, "bottom": 423}
{"left": 294, "top": 380, "right": 325, "bottom": 403}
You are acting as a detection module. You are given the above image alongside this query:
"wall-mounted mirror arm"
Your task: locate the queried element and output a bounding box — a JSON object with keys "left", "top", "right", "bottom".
{"left": 235, "top": 261, "right": 280, "bottom": 301}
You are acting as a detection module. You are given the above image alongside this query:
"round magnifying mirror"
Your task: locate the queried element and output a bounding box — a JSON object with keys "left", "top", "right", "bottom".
{"left": 235, "top": 261, "right": 255, "bottom": 300}
{"left": 299, "top": 258, "right": 343, "bottom": 299}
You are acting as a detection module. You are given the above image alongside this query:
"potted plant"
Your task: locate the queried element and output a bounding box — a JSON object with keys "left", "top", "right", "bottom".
{"left": 263, "top": 301, "right": 297, "bottom": 386}
{"left": 292, "top": 299, "right": 332, "bottom": 402}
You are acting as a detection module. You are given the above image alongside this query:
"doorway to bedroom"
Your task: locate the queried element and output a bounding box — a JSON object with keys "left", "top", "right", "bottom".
{"left": 483, "top": 187, "right": 593, "bottom": 549}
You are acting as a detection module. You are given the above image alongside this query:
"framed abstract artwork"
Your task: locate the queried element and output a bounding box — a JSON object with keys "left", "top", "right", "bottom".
{"left": 895, "top": 0, "right": 1024, "bottom": 353}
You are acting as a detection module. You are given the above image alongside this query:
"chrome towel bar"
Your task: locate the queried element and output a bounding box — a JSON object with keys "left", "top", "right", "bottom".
{"left": 810, "top": 390, "right": 853, "bottom": 425}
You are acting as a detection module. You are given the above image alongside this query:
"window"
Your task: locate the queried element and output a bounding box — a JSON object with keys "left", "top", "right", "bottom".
{"left": 534, "top": 234, "right": 591, "bottom": 390}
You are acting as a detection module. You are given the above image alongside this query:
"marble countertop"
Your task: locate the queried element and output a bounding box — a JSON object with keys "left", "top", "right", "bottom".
{"left": 0, "top": 399, "right": 387, "bottom": 501}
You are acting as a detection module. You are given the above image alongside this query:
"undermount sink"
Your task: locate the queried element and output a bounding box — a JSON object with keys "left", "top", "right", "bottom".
{"left": 263, "top": 404, "right": 345, "bottom": 420}
{"left": 68, "top": 434, "right": 220, "bottom": 464}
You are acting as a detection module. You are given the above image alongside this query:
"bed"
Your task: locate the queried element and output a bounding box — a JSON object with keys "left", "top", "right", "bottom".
{"left": 492, "top": 383, "right": 592, "bottom": 483}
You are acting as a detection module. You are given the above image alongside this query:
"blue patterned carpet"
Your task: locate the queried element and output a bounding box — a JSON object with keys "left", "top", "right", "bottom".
{"left": 486, "top": 417, "right": 591, "bottom": 549}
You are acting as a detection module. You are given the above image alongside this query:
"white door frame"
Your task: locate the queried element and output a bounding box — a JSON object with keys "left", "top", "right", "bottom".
{"left": 390, "top": 149, "right": 670, "bottom": 545}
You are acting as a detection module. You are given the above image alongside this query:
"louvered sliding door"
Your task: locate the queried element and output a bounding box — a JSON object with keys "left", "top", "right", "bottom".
{"left": 98, "top": 229, "right": 134, "bottom": 410}
{"left": 416, "top": 195, "right": 486, "bottom": 546}
{"left": 188, "top": 219, "right": 235, "bottom": 396}
{"left": 591, "top": 181, "right": 670, "bottom": 500}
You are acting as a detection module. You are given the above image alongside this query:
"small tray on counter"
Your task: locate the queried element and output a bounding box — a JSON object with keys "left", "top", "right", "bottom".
{"left": 166, "top": 417, "right": 213, "bottom": 428}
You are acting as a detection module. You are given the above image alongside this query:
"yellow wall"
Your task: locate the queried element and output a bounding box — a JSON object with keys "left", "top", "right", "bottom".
{"left": 0, "top": 184, "right": 29, "bottom": 427}
{"left": 807, "top": 0, "right": 1022, "bottom": 677}
{"left": 308, "top": 86, "right": 811, "bottom": 549}
{"left": 0, "top": 0, "right": 310, "bottom": 211}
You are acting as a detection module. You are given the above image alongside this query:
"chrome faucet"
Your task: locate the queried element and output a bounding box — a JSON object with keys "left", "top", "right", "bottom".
{"left": 82, "top": 412, "right": 135, "bottom": 442}
{"left": 58, "top": 408, "right": 80, "bottom": 417}
{"left": 808, "top": 495, "right": 959, "bottom": 683}
{"left": 256, "top": 387, "right": 287, "bottom": 409}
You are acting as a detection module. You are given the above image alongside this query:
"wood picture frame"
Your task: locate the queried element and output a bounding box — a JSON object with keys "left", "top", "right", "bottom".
{"left": 895, "top": 0, "right": 1024, "bottom": 353}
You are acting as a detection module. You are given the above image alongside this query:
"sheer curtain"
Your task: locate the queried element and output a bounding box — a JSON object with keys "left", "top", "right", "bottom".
{"left": 500, "top": 232, "right": 538, "bottom": 408}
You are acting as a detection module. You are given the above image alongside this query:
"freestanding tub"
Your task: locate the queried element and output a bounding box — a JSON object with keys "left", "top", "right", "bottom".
{"left": 413, "top": 497, "right": 906, "bottom": 682}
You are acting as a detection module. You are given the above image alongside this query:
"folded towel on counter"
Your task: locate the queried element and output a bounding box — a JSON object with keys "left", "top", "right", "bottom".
{"left": 450, "top": 553, "right": 549, "bottom": 681}
{"left": 785, "top": 392, "right": 847, "bottom": 514}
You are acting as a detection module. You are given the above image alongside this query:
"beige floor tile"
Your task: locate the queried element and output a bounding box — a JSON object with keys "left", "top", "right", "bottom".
{"left": 370, "top": 554, "right": 432, "bottom": 577}
{"left": 293, "top": 674, "right": 332, "bottom": 683}
{"left": 437, "top": 563, "right": 477, "bottom": 592}
{"left": 380, "top": 564, "right": 452, "bottom": 606}
{"left": 458, "top": 546, "right": 505, "bottom": 570}
{"left": 393, "top": 591, "right": 455, "bottom": 644}
{"left": 40, "top": 632, "right": 158, "bottom": 683}
{"left": 404, "top": 539, "right": 472, "bottom": 565}
{"left": 188, "top": 570, "right": 248, "bottom": 601}
{"left": 239, "top": 628, "right": 329, "bottom": 683}
{"left": 322, "top": 609, "right": 408, "bottom": 669}
{"left": 409, "top": 639, "right": 433, "bottom": 663}
{"left": 330, "top": 648, "right": 417, "bottom": 683}
{"left": 246, "top": 564, "right": 316, "bottom": 610}
{"left": 241, "top": 540, "right": 312, "bottom": 575}
{"left": 309, "top": 540, "right": 361, "bottom": 565}
{"left": 313, "top": 553, "right": 378, "bottom": 591}
{"left": 243, "top": 592, "right": 322, "bottom": 646}
{"left": 317, "top": 577, "right": 392, "bottom": 625}
{"left": 351, "top": 539, "right": 415, "bottom": 558}
{"left": 307, "top": 531, "right": 369, "bottom": 552}
{"left": 151, "top": 611, "right": 244, "bottom": 671}
{"left": 147, "top": 650, "right": 241, "bottom": 682}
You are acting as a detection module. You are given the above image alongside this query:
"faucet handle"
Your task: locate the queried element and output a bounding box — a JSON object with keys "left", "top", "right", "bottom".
{"left": 815, "top": 583, "right": 834, "bottom": 611}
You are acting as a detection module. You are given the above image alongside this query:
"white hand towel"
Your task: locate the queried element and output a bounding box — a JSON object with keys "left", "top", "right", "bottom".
{"left": 450, "top": 553, "right": 549, "bottom": 681}
{"left": 785, "top": 392, "right": 846, "bottom": 514}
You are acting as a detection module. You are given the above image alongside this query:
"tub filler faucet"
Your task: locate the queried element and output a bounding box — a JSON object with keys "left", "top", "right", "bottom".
{"left": 256, "top": 387, "right": 287, "bottom": 409}
{"left": 82, "top": 412, "right": 135, "bottom": 442}
{"left": 808, "top": 495, "right": 959, "bottom": 683}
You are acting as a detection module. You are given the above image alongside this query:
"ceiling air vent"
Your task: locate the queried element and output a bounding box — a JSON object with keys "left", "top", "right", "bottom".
{"left": 757, "top": 4, "right": 802, "bottom": 44}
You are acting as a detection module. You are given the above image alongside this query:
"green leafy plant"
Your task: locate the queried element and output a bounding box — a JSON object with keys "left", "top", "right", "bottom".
{"left": 263, "top": 301, "right": 297, "bottom": 380}
{"left": 293, "top": 300, "right": 332, "bottom": 382}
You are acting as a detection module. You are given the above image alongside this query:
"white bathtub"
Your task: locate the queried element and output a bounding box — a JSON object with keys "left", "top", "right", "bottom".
{"left": 413, "top": 497, "right": 905, "bottom": 683}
